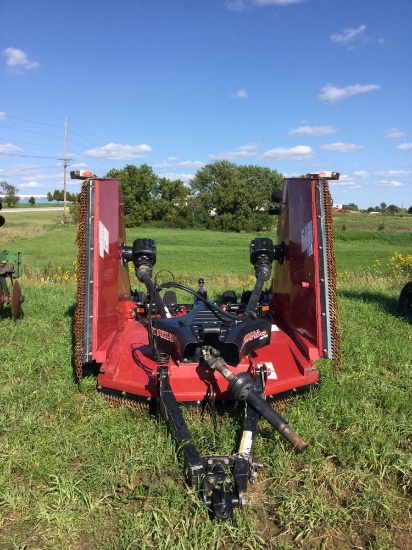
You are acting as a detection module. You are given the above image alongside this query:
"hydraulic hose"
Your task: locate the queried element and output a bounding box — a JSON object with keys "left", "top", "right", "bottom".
{"left": 136, "top": 266, "right": 171, "bottom": 319}
{"left": 245, "top": 270, "right": 268, "bottom": 317}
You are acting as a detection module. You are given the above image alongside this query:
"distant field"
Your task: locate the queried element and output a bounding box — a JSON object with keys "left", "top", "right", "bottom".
{"left": 1, "top": 210, "right": 411, "bottom": 279}
{"left": 332, "top": 210, "right": 412, "bottom": 232}
{"left": 2, "top": 203, "right": 63, "bottom": 209}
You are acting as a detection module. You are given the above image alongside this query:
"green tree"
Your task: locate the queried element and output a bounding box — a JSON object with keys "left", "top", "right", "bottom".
{"left": 48, "top": 189, "right": 77, "bottom": 203}
{"left": 105, "top": 164, "right": 159, "bottom": 226}
{"left": 408, "top": 206, "right": 412, "bottom": 214}
{"left": 152, "top": 177, "right": 191, "bottom": 223}
{"left": 69, "top": 202, "right": 79, "bottom": 223}
{"left": 52, "top": 190, "right": 64, "bottom": 202}
{"left": 29, "top": 196, "right": 36, "bottom": 206}
{"left": 66, "top": 192, "right": 78, "bottom": 203}
{"left": 190, "top": 161, "right": 283, "bottom": 232}
{"left": 0, "top": 180, "right": 20, "bottom": 207}
{"left": 343, "top": 203, "right": 358, "bottom": 211}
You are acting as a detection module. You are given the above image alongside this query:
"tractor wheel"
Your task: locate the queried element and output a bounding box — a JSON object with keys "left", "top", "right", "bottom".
{"left": 11, "top": 280, "right": 24, "bottom": 318}
{"left": 399, "top": 282, "right": 412, "bottom": 323}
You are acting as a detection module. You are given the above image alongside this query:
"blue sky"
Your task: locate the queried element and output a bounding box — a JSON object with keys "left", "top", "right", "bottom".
{"left": 1, "top": 0, "right": 411, "bottom": 209}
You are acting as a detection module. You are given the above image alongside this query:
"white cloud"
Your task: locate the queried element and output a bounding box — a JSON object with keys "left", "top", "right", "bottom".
{"left": 230, "top": 89, "right": 249, "bottom": 99}
{"left": 375, "top": 170, "right": 411, "bottom": 177}
{"left": 163, "top": 172, "right": 195, "bottom": 183}
{"left": 0, "top": 112, "right": 5, "bottom": 120}
{"left": 261, "top": 145, "right": 314, "bottom": 161}
{"left": 329, "top": 176, "right": 361, "bottom": 188}
{"left": 385, "top": 128, "right": 406, "bottom": 138}
{"left": 225, "top": 0, "right": 248, "bottom": 11}
{"left": 2, "top": 47, "right": 40, "bottom": 73}
{"left": 254, "top": 0, "right": 305, "bottom": 4}
{"left": 176, "top": 160, "right": 205, "bottom": 168}
{"left": 321, "top": 142, "right": 363, "bottom": 153}
{"left": 210, "top": 144, "right": 258, "bottom": 160}
{"left": 0, "top": 143, "right": 23, "bottom": 155}
{"left": 70, "top": 162, "right": 89, "bottom": 169}
{"left": 353, "top": 171, "right": 369, "bottom": 178}
{"left": 328, "top": 174, "right": 362, "bottom": 189}
{"left": 21, "top": 181, "right": 42, "bottom": 188}
{"left": 83, "top": 143, "right": 152, "bottom": 160}
{"left": 319, "top": 83, "right": 381, "bottom": 104}
{"left": 288, "top": 125, "right": 337, "bottom": 136}
{"left": 376, "top": 181, "right": 403, "bottom": 187}
{"left": 226, "top": 0, "right": 304, "bottom": 10}
{"left": 330, "top": 25, "right": 366, "bottom": 44}
{"left": 398, "top": 143, "right": 412, "bottom": 151}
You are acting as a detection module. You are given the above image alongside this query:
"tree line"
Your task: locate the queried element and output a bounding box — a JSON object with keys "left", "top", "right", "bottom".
{"left": 3, "top": 166, "right": 412, "bottom": 230}
{"left": 105, "top": 161, "right": 283, "bottom": 232}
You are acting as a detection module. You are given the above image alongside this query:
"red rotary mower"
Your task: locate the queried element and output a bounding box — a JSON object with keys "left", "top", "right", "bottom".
{"left": 73, "top": 170, "right": 340, "bottom": 520}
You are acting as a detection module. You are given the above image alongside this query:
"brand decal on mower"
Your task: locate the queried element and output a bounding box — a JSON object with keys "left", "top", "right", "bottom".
{"left": 99, "top": 221, "right": 109, "bottom": 258}
{"left": 152, "top": 327, "right": 174, "bottom": 342}
{"left": 152, "top": 327, "right": 182, "bottom": 356}
{"left": 240, "top": 329, "right": 268, "bottom": 353}
{"left": 301, "top": 220, "right": 313, "bottom": 256}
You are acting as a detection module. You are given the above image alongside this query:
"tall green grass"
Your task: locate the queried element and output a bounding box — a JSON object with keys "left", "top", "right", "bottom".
{"left": 1, "top": 276, "right": 410, "bottom": 549}
{"left": 0, "top": 211, "right": 411, "bottom": 548}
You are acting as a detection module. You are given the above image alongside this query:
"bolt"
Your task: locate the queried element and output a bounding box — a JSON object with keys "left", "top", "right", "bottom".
{"left": 239, "top": 496, "right": 248, "bottom": 507}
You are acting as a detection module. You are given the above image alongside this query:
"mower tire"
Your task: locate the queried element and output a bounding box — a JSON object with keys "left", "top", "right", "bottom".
{"left": 271, "top": 189, "right": 282, "bottom": 203}
{"left": 399, "top": 282, "right": 412, "bottom": 323}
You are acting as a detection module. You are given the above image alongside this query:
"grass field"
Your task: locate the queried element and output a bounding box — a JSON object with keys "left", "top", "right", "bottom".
{"left": 0, "top": 210, "right": 411, "bottom": 549}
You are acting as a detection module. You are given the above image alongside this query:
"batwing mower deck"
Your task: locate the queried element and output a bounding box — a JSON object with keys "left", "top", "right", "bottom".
{"left": 73, "top": 171, "right": 340, "bottom": 519}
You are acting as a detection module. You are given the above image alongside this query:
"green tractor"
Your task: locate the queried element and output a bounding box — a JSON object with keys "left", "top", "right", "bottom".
{"left": 0, "top": 201, "right": 24, "bottom": 318}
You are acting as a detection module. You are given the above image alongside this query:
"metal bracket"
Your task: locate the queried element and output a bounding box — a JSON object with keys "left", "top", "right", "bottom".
{"left": 157, "top": 365, "right": 266, "bottom": 520}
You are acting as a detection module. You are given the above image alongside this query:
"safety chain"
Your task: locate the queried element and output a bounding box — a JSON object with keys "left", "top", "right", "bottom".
{"left": 322, "top": 179, "right": 341, "bottom": 374}
{"left": 74, "top": 181, "right": 89, "bottom": 381}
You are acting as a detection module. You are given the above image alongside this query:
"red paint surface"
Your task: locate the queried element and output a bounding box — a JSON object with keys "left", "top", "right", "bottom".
{"left": 85, "top": 177, "right": 326, "bottom": 402}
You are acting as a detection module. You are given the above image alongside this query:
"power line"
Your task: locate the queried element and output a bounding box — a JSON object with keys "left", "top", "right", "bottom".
{"left": 0, "top": 123, "right": 62, "bottom": 139}
{"left": 3, "top": 114, "right": 62, "bottom": 128}
{"left": 0, "top": 137, "right": 62, "bottom": 149}
{"left": 0, "top": 152, "right": 59, "bottom": 159}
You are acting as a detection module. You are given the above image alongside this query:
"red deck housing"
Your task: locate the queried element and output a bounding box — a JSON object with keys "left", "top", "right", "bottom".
{"left": 79, "top": 177, "right": 335, "bottom": 403}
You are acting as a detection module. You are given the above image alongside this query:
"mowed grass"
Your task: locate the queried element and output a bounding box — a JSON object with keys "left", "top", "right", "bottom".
{"left": 0, "top": 210, "right": 411, "bottom": 549}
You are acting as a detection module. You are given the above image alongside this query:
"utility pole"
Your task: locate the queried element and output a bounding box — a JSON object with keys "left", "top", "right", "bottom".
{"left": 59, "top": 118, "right": 72, "bottom": 223}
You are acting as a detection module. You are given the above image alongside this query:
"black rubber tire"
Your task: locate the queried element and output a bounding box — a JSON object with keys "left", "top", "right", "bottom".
{"left": 222, "top": 290, "right": 237, "bottom": 304}
{"left": 163, "top": 290, "right": 177, "bottom": 307}
{"left": 271, "top": 189, "right": 282, "bottom": 203}
{"left": 399, "top": 282, "right": 412, "bottom": 323}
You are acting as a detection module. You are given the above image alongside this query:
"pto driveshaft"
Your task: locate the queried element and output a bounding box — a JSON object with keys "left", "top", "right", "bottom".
{"left": 202, "top": 347, "right": 307, "bottom": 453}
